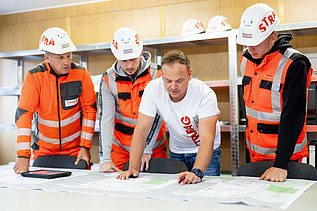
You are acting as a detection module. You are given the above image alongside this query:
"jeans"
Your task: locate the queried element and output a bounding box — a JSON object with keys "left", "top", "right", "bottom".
{"left": 169, "top": 147, "right": 221, "bottom": 176}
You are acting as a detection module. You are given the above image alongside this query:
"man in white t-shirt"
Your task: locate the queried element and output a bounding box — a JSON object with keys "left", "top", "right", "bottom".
{"left": 117, "top": 50, "right": 221, "bottom": 185}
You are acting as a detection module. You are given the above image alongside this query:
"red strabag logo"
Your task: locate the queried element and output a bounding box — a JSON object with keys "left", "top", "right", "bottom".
{"left": 181, "top": 116, "right": 200, "bottom": 146}
{"left": 259, "top": 11, "right": 277, "bottom": 33}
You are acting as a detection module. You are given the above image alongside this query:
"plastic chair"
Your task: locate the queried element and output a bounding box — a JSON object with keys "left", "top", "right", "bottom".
{"left": 237, "top": 161, "right": 317, "bottom": 181}
{"left": 123, "top": 158, "right": 188, "bottom": 174}
{"left": 33, "top": 154, "right": 88, "bottom": 169}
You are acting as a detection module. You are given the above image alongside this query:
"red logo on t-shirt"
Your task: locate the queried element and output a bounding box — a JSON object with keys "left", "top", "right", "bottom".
{"left": 181, "top": 116, "right": 200, "bottom": 146}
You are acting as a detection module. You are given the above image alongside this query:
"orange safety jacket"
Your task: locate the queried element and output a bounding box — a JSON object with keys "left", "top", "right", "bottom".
{"left": 240, "top": 48, "right": 312, "bottom": 162}
{"left": 99, "top": 53, "right": 166, "bottom": 166}
{"left": 15, "top": 61, "right": 97, "bottom": 159}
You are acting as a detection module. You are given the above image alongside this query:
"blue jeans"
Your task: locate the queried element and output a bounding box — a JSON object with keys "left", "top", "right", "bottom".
{"left": 169, "top": 147, "right": 221, "bottom": 176}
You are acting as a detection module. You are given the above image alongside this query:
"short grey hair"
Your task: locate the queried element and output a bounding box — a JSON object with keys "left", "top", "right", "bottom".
{"left": 44, "top": 51, "right": 52, "bottom": 58}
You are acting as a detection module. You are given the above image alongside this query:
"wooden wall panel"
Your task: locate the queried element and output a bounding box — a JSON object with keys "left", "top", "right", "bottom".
{"left": 0, "top": 0, "right": 315, "bottom": 52}
{"left": 0, "top": 0, "right": 195, "bottom": 25}
{"left": 88, "top": 54, "right": 116, "bottom": 75}
{"left": 284, "top": 0, "right": 317, "bottom": 23}
{"left": 182, "top": 45, "right": 229, "bottom": 80}
{"left": 214, "top": 89, "right": 230, "bottom": 122}
{"left": 77, "top": 6, "right": 162, "bottom": 44}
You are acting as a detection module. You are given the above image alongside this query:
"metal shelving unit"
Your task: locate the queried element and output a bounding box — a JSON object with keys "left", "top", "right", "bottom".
{"left": 1, "top": 21, "right": 317, "bottom": 175}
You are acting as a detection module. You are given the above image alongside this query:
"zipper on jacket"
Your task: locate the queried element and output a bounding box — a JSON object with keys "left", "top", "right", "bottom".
{"left": 56, "top": 77, "right": 62, "bottom": 151}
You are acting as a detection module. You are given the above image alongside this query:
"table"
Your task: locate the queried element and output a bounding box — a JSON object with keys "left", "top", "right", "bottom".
{"left": 0, "top": 165, "right": 316, "bottom": 211}
{"left": 0, "top": 184, "right": 316, "bottom": 211}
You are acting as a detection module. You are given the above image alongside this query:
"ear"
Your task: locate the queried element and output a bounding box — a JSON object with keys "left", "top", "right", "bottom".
{"left": 270, "top": 32, "right": 278, "bottom": 43}
{"left": 189, "top": 69, "right": 192, "bottom": 80}
{"left": 44, "top": 54, "right": 50, "bottom": 62}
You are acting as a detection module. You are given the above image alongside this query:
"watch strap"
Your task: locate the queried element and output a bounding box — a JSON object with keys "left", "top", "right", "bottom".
{"left": 191, "top": 168, "right": 204, "bottom": 179}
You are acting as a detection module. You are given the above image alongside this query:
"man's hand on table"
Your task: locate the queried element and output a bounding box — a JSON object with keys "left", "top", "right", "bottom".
{"left": 259, "top": 167, "right": 287, "bottom": 182}
{"left": 177, "top": 171, "right": 202, "bottom": 185}
{"left": 13, "top": 157, "right": 30, "bottom": 174}
{"left": 99, "top": 161, "right": 121, "bottom": 172}
{"left": 75, "top": 147, "right": 91, "bottom": 167}
{"left": 117, "top": 168, "right": 139, "bottom": 180}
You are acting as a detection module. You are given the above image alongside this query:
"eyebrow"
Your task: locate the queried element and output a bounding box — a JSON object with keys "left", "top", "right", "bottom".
{"left": 163, "top": 76, "right": 185, "bottom": 81}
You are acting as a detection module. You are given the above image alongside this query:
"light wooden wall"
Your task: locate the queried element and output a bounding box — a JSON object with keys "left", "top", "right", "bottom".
{"left": 1, "top": 0, "right": 317, "bottom": 170}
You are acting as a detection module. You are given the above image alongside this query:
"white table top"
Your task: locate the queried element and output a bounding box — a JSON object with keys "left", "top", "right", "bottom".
{"left": 0, "top": 164, "right": 316, "bottom": 211}
{"left": 0, "top": 184, "right": 316, "bottom": 211}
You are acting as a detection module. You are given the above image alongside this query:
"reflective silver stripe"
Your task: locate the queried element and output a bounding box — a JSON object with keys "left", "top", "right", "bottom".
{"left": 82, "top": 118, "right": 95, "bottom": 128}
{"left": 284, "top": 48, "right": 301, "bottom": 58}
{"left": 240, "top": 57, "right": 248, "bottom": 76}
{"left": 115, "top": 112, "right": 137, "bottom": 126}
{"left": 81, "top": 131, "right": 94, "bottom": 141}
{"left": 17, "top": 128, "right": 31, "bottom": 136}
{"left": 152, "top": 135, "right": 166, "bottom": 149}
{"left": 294, "top": 136, "right": 308, "bottom": 153}
{"left": 113, "top": 135, "right": 166, "bottom": 153}
{"left": 271, "top": 49, "right": 296, "bottom": 113}
{"left": 113, "top": 138, "right": 131, "bottom": 152}
{"left": 109, "top": 66, "right": 159, "bottom": 126}
{"left": 245, "top": 49, "right": 301, "bottom": 122}
{"left": 246, "top": 107, "right": 281, "bottom": 122}
{"left": 246, "top": 137, "right": 276, "bottom": 155}
{"left": 107, "top": 71, "right": 121, "bottom": 114}
{"left": 38, "top": 111, "right": 81, "bottom": 127}
{"left": 246, "top": 136, "right": 307, "bottom": 155}
{"left": 17, "top": 142, "right": 31, "bottom": 151}
{"left": 104, "top": 70, "right": 135, "bottom": 125}
{"left": 271, "top": 48, "right": 301, "bottom": 112}
{"left": 38, "top": 131, "right": 81, "bottom": 144}
{"left": 149, "top": 65, "right": 159, "bottom": 79}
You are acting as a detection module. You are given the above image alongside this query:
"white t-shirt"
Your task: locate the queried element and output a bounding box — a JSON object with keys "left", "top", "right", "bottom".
{"left": 139, "top": 78, "right": 221, "bottom": 154}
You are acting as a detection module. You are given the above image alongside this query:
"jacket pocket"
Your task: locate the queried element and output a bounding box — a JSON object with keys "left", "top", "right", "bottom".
{"left": 118, "top": 92, "right": 131, "bottom": 101}
{"left": 115, "top": 122, "right": 134, "bottom": 135}
{"left": 260, "top": 80, "right": 283, "bottom": 91}
{"left": 257, "top": 123, "right": 279, "bottom": 134}
{"left": 242, "top": 76, "right": 252, "bottom": 101}
{"left": 60, "top": 81, "right": 82, "bottom": 110}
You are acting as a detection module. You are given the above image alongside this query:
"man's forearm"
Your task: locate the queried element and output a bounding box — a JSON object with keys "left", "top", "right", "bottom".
{"left": 194, "top": 116, "right": 218, "bottom": 172}
{"left": 129, "top": 131, "right": 147, "bottom": 171}
{"left": 193, "top": 140, "right": 214, "bottom": 172}
{"left": 129, "top": 113, "right": 154, "bottom": 171}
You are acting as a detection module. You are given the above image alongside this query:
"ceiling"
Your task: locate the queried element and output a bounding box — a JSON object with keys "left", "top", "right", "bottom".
{"left": 0, "top": 0, "right": 110, "bottom": 15}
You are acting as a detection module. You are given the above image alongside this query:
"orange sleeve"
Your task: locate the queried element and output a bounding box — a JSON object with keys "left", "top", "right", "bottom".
{"left": 16, "top": 72, "right": 40, "bottom": 157}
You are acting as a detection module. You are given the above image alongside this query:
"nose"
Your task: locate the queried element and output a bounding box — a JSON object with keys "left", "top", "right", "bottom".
{"left": 62, "top": 57, "right": 71, "bottom": 65}
{"left": 126, "top": 60, "right": 133, "bottom": 68}
{"left": 171, "top": 81, "right": 177, "bottom": 89}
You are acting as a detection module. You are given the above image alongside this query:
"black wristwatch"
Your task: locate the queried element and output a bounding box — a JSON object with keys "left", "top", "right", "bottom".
{"left": 191, "top": 168, "right": 204, "bottom": 180}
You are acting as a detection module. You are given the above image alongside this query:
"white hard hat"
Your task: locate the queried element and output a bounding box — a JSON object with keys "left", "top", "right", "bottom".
{"left": 111, "top": 27, "right": 143, "bottom": 60}
{"left": 206, "top": 15, "right": 232, "bottom": 33}
{"left": 237, "top": 3, "right": 280, "bottom": 46}
{"left": 180, "top": 19, "right": 205, "bottom": 36}
{"left": 39, "top": 27, "right": 76, "bottom": 54}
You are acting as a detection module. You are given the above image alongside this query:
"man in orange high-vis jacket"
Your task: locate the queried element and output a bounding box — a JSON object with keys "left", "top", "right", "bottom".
{"left": 99, "top": 27, "right": 166, "bottom": 172}
{"left": 13, "top": 27, "right": 97, "bottom": 174}
{"left": 237, "top": 3, "right": 313, "bottom": 182}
